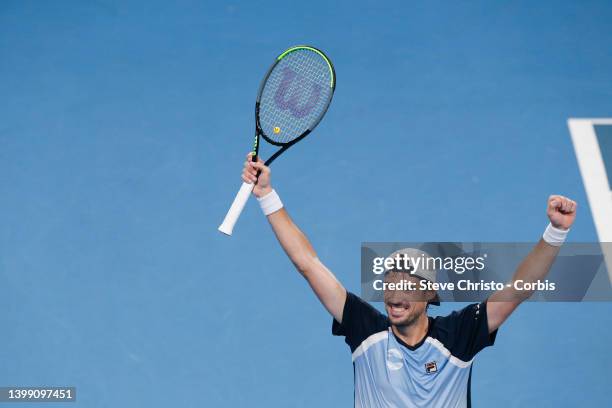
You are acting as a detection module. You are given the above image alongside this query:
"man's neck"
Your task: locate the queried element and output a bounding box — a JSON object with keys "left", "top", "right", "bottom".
{"left": 391, "top": 312, "right": 429, "bottom": 347}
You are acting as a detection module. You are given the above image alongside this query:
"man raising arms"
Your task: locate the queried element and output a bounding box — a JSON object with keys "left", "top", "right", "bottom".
{"left": 241, "top": 153, "right": 577, "bottom": 408}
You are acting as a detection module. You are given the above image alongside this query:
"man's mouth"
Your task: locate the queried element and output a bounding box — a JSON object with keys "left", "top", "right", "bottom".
{"left": 388, "top": 304, "right": 410, "bottom": 318}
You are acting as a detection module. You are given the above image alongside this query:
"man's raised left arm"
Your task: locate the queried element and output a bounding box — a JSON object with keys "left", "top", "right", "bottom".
{"left": 487, "top": 195, "right": 577, "bottom": 333}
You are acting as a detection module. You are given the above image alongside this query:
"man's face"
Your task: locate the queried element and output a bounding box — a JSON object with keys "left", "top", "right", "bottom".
{"left": 383, "top": 273, "right": 430, "bottom": 327}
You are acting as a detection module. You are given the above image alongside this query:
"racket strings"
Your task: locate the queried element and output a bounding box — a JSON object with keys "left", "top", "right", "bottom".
{"left": 259, "top": 49, "right": 333, "bottom": 144}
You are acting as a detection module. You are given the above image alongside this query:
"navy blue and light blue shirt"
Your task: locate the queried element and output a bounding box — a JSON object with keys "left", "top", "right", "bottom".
{"left": 332, "top": 292, "right": 497, "bottom": 408}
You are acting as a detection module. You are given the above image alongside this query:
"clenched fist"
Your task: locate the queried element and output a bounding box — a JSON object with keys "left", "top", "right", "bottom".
{"left": 547, "top": 195, "right": 577, "bottom": 230}
{"left": 241, "top": 152, "right": 272, "bottom": 198}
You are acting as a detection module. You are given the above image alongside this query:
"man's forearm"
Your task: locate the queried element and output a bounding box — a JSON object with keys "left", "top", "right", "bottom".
{"left": 505, "top": 239, "right": 561, "bottom": 301}
{"left": 267, "top": 208, "right": 318, "bottom": 275}
{"left": 265, "top": 205, "right": 347, "bottom": 322}
{"left": 487, "top": 237, "right": 564, "bottom": 331}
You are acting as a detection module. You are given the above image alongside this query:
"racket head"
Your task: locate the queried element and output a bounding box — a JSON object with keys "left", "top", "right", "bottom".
{"left": 256, "top": 46, "right": 336, "bottom": 147}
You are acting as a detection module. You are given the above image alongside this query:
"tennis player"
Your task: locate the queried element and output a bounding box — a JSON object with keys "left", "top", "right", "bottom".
{"left": 241, "top": 154, "right": 577, "bottom": 408}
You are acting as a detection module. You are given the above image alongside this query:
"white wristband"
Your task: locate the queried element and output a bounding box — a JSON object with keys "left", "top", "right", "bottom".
{"left": 257, "top": 189, "right": 283, "bottom": 216}
{"left": 542, "top": 223, "right": 569, "bottom": 246}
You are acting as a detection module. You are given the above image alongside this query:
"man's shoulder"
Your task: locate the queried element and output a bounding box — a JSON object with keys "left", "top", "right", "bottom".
{"left": 332, "top": 292, "right": 390, "bottom": 352}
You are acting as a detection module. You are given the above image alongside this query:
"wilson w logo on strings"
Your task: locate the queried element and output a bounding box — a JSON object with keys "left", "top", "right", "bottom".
{"left": 274, "top": 67, "right": 322, "bottom": 118}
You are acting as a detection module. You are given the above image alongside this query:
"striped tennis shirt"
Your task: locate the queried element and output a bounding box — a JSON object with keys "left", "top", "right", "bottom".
{"left": 332, "top": 292, "right": 497, "bottom": 408}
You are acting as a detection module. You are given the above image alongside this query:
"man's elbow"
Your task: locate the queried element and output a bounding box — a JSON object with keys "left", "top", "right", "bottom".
{"left": 508, "top": 288, "right": 533, "bottom": 303}
{"left": 492, "top": 285, "right": 532, "bottom": 304}
{"left": 292, "top": 254, "right": 318, "bottom": 277}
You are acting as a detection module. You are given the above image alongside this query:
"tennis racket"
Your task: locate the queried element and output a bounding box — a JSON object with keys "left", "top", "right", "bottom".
{"left": 218, "top": 45, "right": 336, "bottom": 235}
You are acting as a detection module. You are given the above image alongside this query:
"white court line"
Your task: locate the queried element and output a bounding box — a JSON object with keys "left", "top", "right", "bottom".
{"left": 568, "top": 118, "right": 612, "bottom": 282}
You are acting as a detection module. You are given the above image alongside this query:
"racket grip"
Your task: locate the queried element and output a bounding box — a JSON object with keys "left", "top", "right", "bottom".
{"left": 252, "top": 154, "right": 262, "bottom": 178}
{"left": 218, "top": 181, "right": 255, "bottom": 236}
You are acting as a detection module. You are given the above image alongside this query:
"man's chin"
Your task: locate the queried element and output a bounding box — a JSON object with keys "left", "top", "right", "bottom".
{"left": 389, "top": 314, "right": 416, "bottom": 327}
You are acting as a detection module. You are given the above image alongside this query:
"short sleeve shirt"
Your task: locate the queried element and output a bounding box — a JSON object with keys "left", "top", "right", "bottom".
{"left": 332, "top": 292, "right": 497, "bottom": 408}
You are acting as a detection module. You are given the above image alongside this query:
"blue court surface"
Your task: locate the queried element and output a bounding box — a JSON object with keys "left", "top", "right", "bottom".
{"left": 1, "top": 1, "right": 612, "bottom": 407}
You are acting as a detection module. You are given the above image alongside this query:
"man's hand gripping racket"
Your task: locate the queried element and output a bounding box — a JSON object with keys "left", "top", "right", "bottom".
{"left": 218, "top": 46, "right": 336, "bottom": 235}
{"left": 242, "top": 153, "right": 272, "bottom": 198}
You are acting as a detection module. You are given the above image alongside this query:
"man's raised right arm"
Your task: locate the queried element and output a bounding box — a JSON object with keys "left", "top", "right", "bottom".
{"left": 242, "top": 154, "right": 347, "bottom": 323}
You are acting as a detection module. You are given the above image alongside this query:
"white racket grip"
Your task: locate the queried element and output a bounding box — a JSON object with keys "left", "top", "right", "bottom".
{"left": 218, "top": 181, "right": 255, "bottom": 235}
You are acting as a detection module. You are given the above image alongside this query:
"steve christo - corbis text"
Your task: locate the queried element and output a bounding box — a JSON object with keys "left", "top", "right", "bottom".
{"left": 372, "top": 278, "right": 557, "bottom": 292}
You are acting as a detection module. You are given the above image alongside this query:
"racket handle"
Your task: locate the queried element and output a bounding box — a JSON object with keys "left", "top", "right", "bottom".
{"left": 218, "top": 181, "right": 255, "bottom": 236}
{"left": 252, "top": 154, "right": 262, "bottom": 178}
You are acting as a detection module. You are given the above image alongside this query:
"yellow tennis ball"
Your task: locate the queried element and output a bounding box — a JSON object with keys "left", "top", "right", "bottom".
{"left": 273, "top": 126, "right": 281, "bottom": 134}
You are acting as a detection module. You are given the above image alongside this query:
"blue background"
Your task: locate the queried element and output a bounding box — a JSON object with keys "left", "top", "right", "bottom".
{"left": 1, "top": 1, "right": 611, "bottom": 406}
